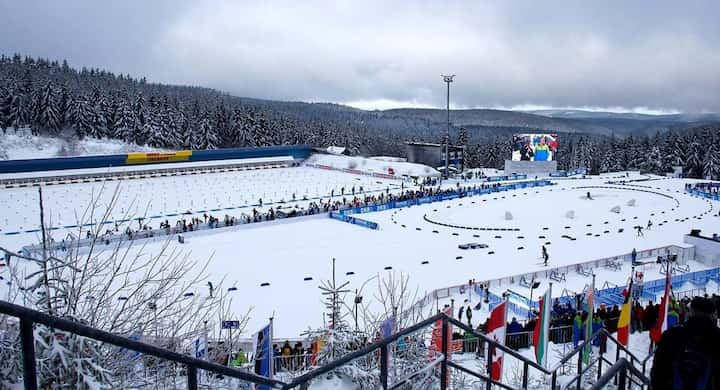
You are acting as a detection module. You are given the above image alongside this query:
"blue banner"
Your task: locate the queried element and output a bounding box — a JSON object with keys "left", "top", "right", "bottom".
{"left": 253, "top": 322, "right": 273, "bottom": 388}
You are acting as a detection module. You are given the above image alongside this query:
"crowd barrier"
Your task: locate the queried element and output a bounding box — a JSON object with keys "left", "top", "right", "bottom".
{"left": 328, "top": 212, "right": 379, "bottom": 230}
{"left": 338, "top": 179, "right": 554, "bottom": 217}
{"left": 686, "top": 188, "right": 720, "bottom": 201}
{"left": 19, "top": 212, "right": 330, "bottom": 256}
{"left": 476, "top": 266, "right": 720, "bottom": 315}
{"left": 485, "top": 174, "right": 528, "bottom": 182}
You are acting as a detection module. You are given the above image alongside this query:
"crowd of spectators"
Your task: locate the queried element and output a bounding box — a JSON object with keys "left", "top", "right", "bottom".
{"left": 460, "top": 293, "right": 720, "bottom": 353}
{"left": 51, "top": 178, "right": 531, "bottom": 251}
{"left": 686, "top": 181, "right": 720, "bottom": 196}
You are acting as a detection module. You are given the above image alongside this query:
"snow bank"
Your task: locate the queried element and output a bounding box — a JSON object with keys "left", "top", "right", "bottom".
{"left": 304, "top": 153, "right": 440, "bottom": 178}
{"left": 0, "top": 129, "right": 169, "bottom": 160}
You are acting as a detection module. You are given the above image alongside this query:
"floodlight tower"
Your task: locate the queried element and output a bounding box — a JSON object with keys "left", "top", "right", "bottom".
{"left": 441, "top": 74, "right": 455, "bottom": 178}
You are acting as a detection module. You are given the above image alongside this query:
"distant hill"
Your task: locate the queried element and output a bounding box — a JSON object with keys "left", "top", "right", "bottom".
{"left": 525, "top": 109, "right": 720, "bottom": 137}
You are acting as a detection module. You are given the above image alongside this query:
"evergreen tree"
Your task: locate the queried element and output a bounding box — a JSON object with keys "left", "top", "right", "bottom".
{"left": 196, "top": 114, "right": 218, "bottom": 149}
{"left": 34, "top": 81, "right": 62, "bottom": 134}
{"left": 67, "top": 95, "right": 93, "bottom": 139}
{"left": 0, "top": 83, "right": 13, "bottom": 131}
{"left": 112, "top": 99, "right": 135, "bottom": 142}
{"left": 131, "top": 92, "right": 147, "bottom": 145}
{"left": 230, "top": 108, "right": 251, "bottom": 146}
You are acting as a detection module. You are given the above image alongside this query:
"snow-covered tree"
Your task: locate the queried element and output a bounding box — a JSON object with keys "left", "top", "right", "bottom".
{"left": 0, "top": 185, "right": 250, "bottom": 388}
{"left": 196, "top": 114, "right": 218, "bottom": 149}
{"left": 33, "top": 81, "right": 62, "bottom": 134}
{"left": 703, "top": 140, "right": 720, "bottom": 180}
{"left": 68, "top": 95, "right": 93, "bottom": 139}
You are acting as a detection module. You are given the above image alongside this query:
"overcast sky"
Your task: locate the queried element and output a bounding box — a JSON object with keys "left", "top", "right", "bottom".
{"left": 2, "top": 0, "right": 719, "bottom": 113}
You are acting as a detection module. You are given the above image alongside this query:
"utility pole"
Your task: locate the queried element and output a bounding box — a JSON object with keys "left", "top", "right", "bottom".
{"left": 441, "top": 74, "right": 455, "bottom": 178}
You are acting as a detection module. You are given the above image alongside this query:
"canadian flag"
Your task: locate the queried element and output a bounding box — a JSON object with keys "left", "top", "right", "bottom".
{"left": 488, "top": 301, "right": 507, "bottom": 382}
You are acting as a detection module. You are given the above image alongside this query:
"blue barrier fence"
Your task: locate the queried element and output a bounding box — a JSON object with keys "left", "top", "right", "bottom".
{"left": 339, "top": 179, "right": 554, "bottom": 217}
{"left": 0, "top": 145, "right": 313, "bottom": 174}
{"left": 686, "top": 188, "right": 720, "bottom": 201}
{"left": 486, "top": 174, "right": 528, "bottom": 182}
{"left": 480, "top": 267, "right": 720, "bottom": 316}
{"left": 328, "top": 212, "right": 379, "bottom": 230}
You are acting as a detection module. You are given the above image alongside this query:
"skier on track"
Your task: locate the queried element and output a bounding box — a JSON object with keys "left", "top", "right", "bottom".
{"left": 636, "top": 225, "right": 644, "bottom": 237}
{"left": 542, "top": 245, "right": 549, "bottom": 266}
{"left": 647, "top": 220, "right": 652, "bottom": 230}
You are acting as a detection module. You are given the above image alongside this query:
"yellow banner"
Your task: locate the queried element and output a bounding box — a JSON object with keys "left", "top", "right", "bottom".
{"left": 125, "top": 150, "right": 192, "bottom": 165}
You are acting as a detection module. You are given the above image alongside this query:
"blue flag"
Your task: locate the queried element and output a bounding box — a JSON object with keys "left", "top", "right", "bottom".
{"left": 252, "top": 322, "right": 273, "bottom": 390}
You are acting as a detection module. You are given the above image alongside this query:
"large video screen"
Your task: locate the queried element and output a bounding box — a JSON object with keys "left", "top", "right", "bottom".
{"left": 511, "top": 134, "right": 558, "bottom": 161}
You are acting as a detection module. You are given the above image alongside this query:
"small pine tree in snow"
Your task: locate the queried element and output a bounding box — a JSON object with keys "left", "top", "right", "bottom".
{"left": 303, "top": 259, "right": 378, "bottom": 387}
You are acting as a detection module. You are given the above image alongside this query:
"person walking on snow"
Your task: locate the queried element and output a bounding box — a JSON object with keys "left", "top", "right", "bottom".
{"left": 636, "top": 225, "right": 644, "bottom": 237}
{"left": 458, "top": 305, "right": 464, "bottom": 322}
{"left": 466, "top": 306, "right": 473, "bottom": 327}
{"left": 542, "top": 245, "right": 549, "bottom": 266}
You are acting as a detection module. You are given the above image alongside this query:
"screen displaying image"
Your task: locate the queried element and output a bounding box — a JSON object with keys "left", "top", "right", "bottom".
{"left": 511, "top": 134, "right": 558, "bottom": 161}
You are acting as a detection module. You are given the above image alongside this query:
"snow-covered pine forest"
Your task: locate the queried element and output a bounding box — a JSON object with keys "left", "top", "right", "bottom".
{"left": 1, "top": 54, "right": 719, "bottom": 180}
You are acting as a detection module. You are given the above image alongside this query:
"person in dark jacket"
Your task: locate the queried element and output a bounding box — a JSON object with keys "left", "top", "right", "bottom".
{"left": 650, "top": 297, "right": 720, "bottom": 390}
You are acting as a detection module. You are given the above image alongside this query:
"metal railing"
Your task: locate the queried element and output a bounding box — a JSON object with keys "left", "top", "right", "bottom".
{"left": 588, "top": 358, "right": 650, "bottom": 390}
{"left": 0, "top": 300, "right": 285, "bottom": 389}
{"left": 1, "top": 299, "right": 653, "bottom": 390}
{"left": 447, "top": 316, "right": 651, "bottom": 390}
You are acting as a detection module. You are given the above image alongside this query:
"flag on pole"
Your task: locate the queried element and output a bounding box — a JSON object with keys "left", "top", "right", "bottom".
{"left": 651, "top": 267, "right": 672, "bottom": 343}
{"left": 583, "top": 278, "right": 595, "bottom": 364}
{"left": 533, "top": 285, "right": 552, "bottom": 368}
{"left": 252, "top": 321, "right": 273, "bottom": 390}
{"left": 617, "top": 279, "right": 633, "bottom": 347}
{"left": 194, "top": 336, "right": 207, "bottom": 359}
{"left": 488, "top": 300, "right": 508, "bottom": 381}
{"left": 429, "top": 306, "right": 453, "bottom": 360}
{"left": 380, "top": 315, "right": 396, "bottom": 382}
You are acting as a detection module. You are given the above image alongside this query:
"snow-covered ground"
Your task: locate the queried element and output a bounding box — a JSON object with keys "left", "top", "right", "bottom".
{"left": 0, "top": 166, "right": 400, "bottom": 246}
{"left": 7, "top": 171, "right": 717, "bottom": 338}
{"left": 0, "top": 128, "right": 167, "bottom": 160}
{"left": 1, "top": 159, "right": 718, "bottom": 339}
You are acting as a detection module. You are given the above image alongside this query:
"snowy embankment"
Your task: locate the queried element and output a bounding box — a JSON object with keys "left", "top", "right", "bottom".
{"left": 304, "top": 153, "right": 441, "bottom": 178}
{"left": 0, "top": 128, "right": 168, "bottom": 160}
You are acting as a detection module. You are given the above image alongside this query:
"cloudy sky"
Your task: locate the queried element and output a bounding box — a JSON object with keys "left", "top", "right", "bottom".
{"left": 2, "top": 0, "right": 719, "bottom": 113}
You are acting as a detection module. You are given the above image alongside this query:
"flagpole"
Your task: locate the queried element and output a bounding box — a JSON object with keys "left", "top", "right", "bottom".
{"left": 546, "top": 282, "right": 552, "bottom": 369}
{"left": 269, "top": 317, "right": 274, "bottom": 379}
{"left": 629, "top": 265, "right": 634, "bottom": 351}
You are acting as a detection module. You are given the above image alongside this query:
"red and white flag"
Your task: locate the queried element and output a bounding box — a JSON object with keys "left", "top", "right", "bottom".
{"left": 651, "top": 268, "right": 672, "bottom": 343}
{"left": 488, "top": 301, "right": 507, "bottom": 382}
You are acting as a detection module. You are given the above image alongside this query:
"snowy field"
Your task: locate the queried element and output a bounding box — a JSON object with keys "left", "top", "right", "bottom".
{"left": 0, "top": 166, "right": 400, "bottom": 247}
{"left": 3, "top": 170, "right": 713, "bottom": 337}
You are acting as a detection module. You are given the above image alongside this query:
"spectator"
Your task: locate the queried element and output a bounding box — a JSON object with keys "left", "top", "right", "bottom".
{"left": 651, "top": 297, "right": 720, "bottom": 390}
